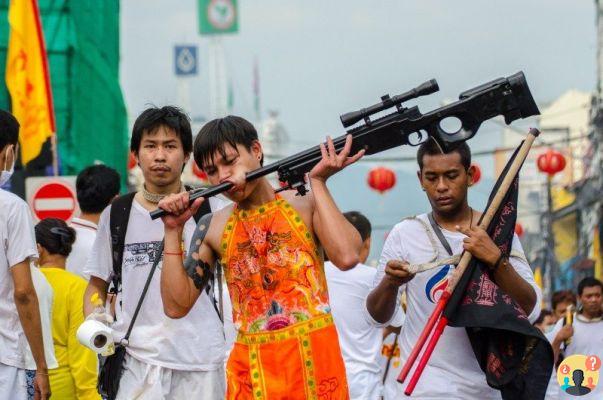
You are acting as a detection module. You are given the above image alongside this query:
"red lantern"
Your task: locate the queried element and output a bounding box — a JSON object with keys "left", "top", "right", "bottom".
{"left": 536, "top": 149, "right": 566, "bottom": 176}
{"left": 514, "top": 222, "right": 524, "bottom": 237}
{"left": 127, "top": 152, "right": 137, "bottom": 170}
{"left": 470, "top": 163, "right": 481, "bottom": 186}
{"left": 192, "top": 162, "right": 208, "bottom": 181}
{"left": 367, "top": 167, "right": 396, "bottom": 194}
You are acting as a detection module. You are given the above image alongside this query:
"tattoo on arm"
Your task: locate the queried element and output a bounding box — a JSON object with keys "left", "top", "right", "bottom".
{"left": 183, "top": 213, "right": 214, "bottom": 291}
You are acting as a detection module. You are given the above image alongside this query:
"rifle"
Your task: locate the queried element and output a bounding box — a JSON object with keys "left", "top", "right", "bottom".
{"left": 150, "top": 71, "right": 539, "bottom": 220}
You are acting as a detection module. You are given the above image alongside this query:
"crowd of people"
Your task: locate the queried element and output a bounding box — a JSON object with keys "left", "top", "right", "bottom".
{"left": 1, "top": 106, "right": 602, "bottom": 400}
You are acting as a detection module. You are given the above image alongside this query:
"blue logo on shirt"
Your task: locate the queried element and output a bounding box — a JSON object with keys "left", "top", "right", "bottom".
{"left": 425, "top": 265, "right": 451, "bottom": 303}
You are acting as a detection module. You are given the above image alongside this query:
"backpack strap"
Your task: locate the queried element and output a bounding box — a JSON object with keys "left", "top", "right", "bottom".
{"left": 109, "top": 192, "right": 137, "bottom": 293}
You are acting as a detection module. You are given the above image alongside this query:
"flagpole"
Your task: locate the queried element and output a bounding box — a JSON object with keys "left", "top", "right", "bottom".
{"left": 51, "top": 133, "right": 58, "bottom": 176}
{"left": 400, "top": 128, "right": 541, "bottom": 395}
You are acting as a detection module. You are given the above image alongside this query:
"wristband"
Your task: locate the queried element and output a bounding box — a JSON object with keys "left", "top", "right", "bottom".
{"left": 164, "top": 251, "right": 183, "bottom": 256}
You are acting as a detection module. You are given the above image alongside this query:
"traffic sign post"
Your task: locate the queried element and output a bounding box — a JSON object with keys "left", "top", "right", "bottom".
{"left": 26, "top": 177, "right": 78, "bottom": 222}
{"left": 174, "top": 46, "right": 198, "bottom": 76}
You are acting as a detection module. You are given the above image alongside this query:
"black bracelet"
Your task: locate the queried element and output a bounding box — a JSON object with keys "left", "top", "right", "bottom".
{"left": 492, "top": 253, "right": 506, "bottom": 272}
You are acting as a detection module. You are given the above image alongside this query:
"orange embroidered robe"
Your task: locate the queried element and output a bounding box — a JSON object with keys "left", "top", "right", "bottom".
{"left": 220, "top": 196, "right": 348, "bottom": 400}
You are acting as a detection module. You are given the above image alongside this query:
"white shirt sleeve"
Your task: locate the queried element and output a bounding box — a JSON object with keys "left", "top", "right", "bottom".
{"left": 508, "top": 234, "right": 542, "bottom": 323}
{"left": 209, "top": 195, "right": 231, "bottom": 212}
{"left": 7, "top": 199, "right": 38, "bottom": 267}
{"left": 83, "top": 206, "right": 113, "bottom": 282}
{"left": 363, "top": 222, "right": 407, "bottom": 327}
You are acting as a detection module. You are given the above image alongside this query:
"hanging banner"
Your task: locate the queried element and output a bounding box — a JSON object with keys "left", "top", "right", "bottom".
{"left": 5, "top": 0, "right": 56, "bottom": 165}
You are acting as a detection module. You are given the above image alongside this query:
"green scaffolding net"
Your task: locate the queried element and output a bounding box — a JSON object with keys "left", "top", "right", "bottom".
{"left": 0, "top": 0, "right": 127, "bottom": 188}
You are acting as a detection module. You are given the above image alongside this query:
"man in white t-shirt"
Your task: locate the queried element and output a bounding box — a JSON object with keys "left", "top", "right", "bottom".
{"left": 67, "top": 164, "right": 120, "bottom": 280}
{"left": 0, "top": 110, "right": 50, "bottom": 400}
{"left": 365, "top": 140, "right": 541, "bottom": 399}
{"left": 325, "top": 211, "right": 383, "bottom": 399}
{"left": 83, "top": 106, "right": 228, "bottom": 399}
{"left": 548, "top": 277, "right": 603, "bottom": 400}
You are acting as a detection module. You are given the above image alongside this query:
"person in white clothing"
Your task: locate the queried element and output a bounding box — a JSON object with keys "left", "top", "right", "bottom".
{"left": 325, "top": 211, "right": 383, "bottom": 400}
{"left": 83, "top": 106, "right": 227, "bottom": 399}
{"left": 67, "top": 164, "right": 120, "bottom": 280}
{"left": 365, "top": 140, "right": 541, "bottom": 399}
{"left": 23, "top": 266, "right": 58, "bottom": 400}
{"left": 0, "top": 110, "right": 50, "bottom": 400}
{"left": 548, "top": 277, "right": 603, "bottom": 400}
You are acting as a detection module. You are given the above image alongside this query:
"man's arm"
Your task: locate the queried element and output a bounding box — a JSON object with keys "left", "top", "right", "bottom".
{"left": 308, "top": 135, "right": 364, "bottom": 270}
{"left": 83, "top": 276, "right": 108, "bottom": 317}
{"left": 458, "top": 226, "right": 537, "bottom": 316}
{"left": 310, "top": 178, "right": 361, "bottom": 269}
{"left": 158, "top": 194, "right": 212, "bottom": 319}
{"left": 366, "top": 260, "right": 413, "bottom": 323}
{"left": 11, "top": 261, "right": 50, "bottom": 398}
{"left": 551, "top": 324, "right": 573, "bottom": 364}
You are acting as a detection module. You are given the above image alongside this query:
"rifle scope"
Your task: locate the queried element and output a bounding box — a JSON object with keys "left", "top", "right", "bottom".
{"left": 340, "top": 79, "right": 439, "bottom": 128}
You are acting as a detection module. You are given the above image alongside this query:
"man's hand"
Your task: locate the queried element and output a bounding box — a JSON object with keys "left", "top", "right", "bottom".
{"left": 158, "top": 191, "right": 204, "bottom": 231}
{"left": 457, "top": 225, "right": 501, "bottom": 268}
{"left": 384, "top": 260, "right": 415, "bottom": 287}
{"left": 309, "top": 135, "right": 365, "bottom": 183}
{"left": 85, "top": 308, "right": 114, "bottom": 324}
{"left": 34, "top": 371, "right": 50, "bottom": 400}
{"left": 556, "top": 324, "right": 574, "bottom": 343}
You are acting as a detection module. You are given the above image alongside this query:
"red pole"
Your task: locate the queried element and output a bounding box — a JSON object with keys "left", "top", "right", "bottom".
{"left": 404, "top": 316, "right": 449, "bottom": 396}
{"left": 397, "top": 291, "right": 450, "bottom": 383}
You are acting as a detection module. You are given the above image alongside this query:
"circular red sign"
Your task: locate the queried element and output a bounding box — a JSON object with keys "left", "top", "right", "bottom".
{"left": 32, "top": 182, "right": 77, "bottom": 221}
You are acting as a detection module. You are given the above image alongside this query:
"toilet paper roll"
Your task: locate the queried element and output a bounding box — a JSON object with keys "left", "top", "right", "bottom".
{"left": 76, "top": 319, "right": 114, "bottom": 355}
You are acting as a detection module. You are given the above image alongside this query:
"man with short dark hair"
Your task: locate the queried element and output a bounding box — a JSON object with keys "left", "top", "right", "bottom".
{"left": 67, "top": 164, "right": 120, "bottom": 279}
{"left": 0, "top": 109, "right": 50, "bottom": 399}
{"left": 83, "top": 106, "right": 228, "bottom": 399}
{"left": 548, "top": 277, "right": 603, "bottom": 399}
{"left": 159, "top": 115, "right": 364, "bottom": 398}
{"left": 324, "top": 211, "right": 384, "bottom": 399}
{"left": 365, "top": 139, "right": 541, "bottom": 399}
{"left": 551, "top": 290, "right": 577, "bottom": 322}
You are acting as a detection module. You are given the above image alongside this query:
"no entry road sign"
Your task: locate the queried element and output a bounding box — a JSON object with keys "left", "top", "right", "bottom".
{"left": 26, "top": 177, "right": 78, "bottom": 222}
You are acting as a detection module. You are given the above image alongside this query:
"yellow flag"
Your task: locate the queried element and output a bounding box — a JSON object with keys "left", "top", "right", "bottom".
{"left": 5, "top": 0, "right": 55, "bottom": 165}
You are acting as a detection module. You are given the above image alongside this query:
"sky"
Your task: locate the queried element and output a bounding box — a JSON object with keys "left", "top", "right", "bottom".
{"left": 120, "top": 0, "right": 598, "bottom": 263}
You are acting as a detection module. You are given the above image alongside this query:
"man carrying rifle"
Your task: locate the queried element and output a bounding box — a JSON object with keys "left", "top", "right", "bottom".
{"left": 365, "top": 140, "right": 542, "bottom": 399}
{"left": 158, "top": 116, "right": 364, "bottom": 399}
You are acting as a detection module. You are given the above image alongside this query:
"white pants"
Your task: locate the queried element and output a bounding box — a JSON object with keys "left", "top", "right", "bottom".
{"left": 347, "top": 370, "right": 382, "bottom": 400}
{"left": 0, "top": 362, "right": 27, "bottom": 400}
{"left": 116, "top": 355, "right": 226, "bottom": 400}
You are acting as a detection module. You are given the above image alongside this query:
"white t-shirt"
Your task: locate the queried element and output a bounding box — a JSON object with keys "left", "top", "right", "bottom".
{"left": 83, "top": 197, "right": 227, "bottom": 371}
{"left": 0, "top": 189, "right": 38, "bottom": 369}
{"left": 24, "top": 266, "right": 58, "bottom": 370}
{"left": 367, "top": 214, "right": 542, "bottom": 400}
{"left": 66, "top": 217, "right": 98, "bottom": 280}
{"left": 325, "top": 261, "right": 383, "bottom": 400}
{"left": 548, "top": 316, "right": 603, "bottom": 400}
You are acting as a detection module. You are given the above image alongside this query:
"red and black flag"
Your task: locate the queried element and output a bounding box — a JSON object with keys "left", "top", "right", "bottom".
{"left": 443, "top": 143, "right": 554, "bottom": 400}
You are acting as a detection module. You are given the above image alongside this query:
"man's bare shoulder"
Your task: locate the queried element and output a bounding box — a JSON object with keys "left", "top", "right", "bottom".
{"left": 279, "top": 189, "right": 314, "bottom": 226}
{"left": 205, "top": 203, "right": 235, "bottom": 252}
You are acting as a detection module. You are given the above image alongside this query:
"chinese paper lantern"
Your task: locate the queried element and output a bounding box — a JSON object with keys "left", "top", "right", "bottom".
{"left": 367, "top": 167, "right": 396, "bottom": 194}
{"left": 127, "top": 152, "right": 137, "bottom": 170}
{"left": 470, "top": 163, "right": 481, "bottom": 185}
{"left": 514, "top": 222, "right": 524, "bottom": 237}
{"left": 536, "top": 149, "right": 566, "bottom": 176}
{"left": 192, "top": 162, "right": 208, "bottom": 181}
